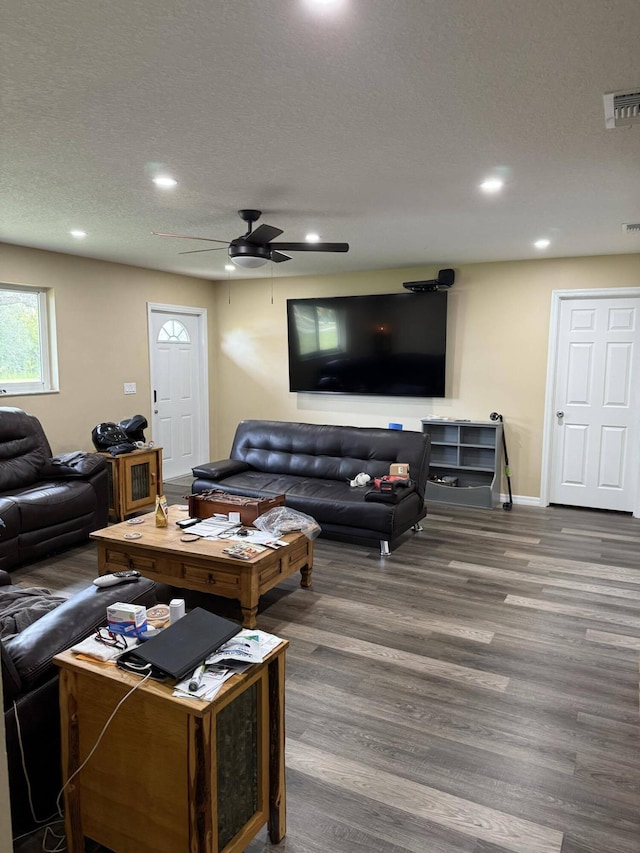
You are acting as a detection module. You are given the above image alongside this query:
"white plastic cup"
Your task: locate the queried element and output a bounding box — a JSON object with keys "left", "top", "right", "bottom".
{"left": 169, "top": 598, "right": 186, "bottom": 623}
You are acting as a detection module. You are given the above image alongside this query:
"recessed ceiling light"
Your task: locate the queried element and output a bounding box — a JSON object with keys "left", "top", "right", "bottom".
{"left": 225, "top": 264, "right": 235, "bottom": 271}
{"left": 152, "top": 176, "right": 178, "bottom": 189}
{"left": 305, "top": 232, "right": 320, "bottom": 243}
{"left": 480, "top": 179, "right": 504, "bottom": 194}
{"left": 70, "top": 229, "right": 87, "bottom": 238}
{"left": 304, "top": 0, "right": 345, "bottom": 8}
{"left": 534, "top": 238, "right": 550, "bottom": 249}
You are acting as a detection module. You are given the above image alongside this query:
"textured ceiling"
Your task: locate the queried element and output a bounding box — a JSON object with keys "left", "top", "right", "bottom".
{"left": 1, "top": 0, "right": 639, "bottom": 280}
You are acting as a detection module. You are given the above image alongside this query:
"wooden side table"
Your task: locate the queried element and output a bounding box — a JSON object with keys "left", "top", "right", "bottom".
{"left": 99, "top": 446, "right": 163, "bottom": 521}
{"left": 55, "top": 640, "right": 287, "bottom": 853}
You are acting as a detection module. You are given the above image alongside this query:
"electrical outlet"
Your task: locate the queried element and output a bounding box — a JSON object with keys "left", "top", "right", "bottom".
{"left": 124, "top": 382, "right": 136, "bottom": 395}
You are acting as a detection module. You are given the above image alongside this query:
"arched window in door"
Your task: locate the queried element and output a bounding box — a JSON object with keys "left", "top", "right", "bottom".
{"left": 157, "top": 320, "right": 190, "bottom": 343}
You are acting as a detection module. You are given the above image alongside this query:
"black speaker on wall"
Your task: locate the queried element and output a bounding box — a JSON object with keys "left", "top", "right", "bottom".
{"left": 403, "top": 269, "right": 455, "bottom": 293}
{"left": 437, "top": 268, "right": 455, "bottom": 287}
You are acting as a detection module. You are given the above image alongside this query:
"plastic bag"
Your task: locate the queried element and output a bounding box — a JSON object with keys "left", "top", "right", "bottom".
{"left": 254, "top": 506, "right": 321, "bottom": 540}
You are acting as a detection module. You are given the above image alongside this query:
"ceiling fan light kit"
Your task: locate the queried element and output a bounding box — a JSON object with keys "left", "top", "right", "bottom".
{"left": 155, "top": 209, "right": 349, "bottom": 267}
{"left": 229, "top": 245, "right": 270, "bottom": 268}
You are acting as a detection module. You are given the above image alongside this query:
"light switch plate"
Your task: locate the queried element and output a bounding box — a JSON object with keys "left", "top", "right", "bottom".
{"left": 124, "top": 382, "right": 136, "bottom": 395}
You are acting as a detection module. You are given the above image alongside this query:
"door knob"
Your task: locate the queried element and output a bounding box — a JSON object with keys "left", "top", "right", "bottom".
{"left": 556, "top": 411, "right": 564, "bottom": 419}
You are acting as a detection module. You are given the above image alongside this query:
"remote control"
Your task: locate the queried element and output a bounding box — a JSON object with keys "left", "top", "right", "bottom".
{"left": 93, "top": 571, "right": 141, "bottom": 587}
{"left": 176, "top": 517, "right": 200, "bottom": 529}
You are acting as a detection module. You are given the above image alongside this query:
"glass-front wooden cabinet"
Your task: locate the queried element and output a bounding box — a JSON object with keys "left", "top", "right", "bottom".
{"left": 100, "top": 446, "right": 163, "bottom": 521}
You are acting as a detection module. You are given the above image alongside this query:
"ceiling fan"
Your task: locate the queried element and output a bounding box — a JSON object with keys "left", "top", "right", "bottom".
{"left": 153, "top": 209, "right": 349, "bottom": 268}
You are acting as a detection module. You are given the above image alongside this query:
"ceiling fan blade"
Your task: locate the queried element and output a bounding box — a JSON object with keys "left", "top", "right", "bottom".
{"left": 270, "top": 251, "right": 292, "bottom": 263}
{"left": 178, "top": 247, "right": 228, "bottom": 255}
{"left": 270, "top": 242, "right": 349, "bottom": 253}
{"left": 152, "top": 232, "right": 229, "bottom": 244}
{"left": 245, "top": 224, "right": 283, "bottom": 245}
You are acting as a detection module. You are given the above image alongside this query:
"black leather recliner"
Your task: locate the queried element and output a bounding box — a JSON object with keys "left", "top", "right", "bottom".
{"left": 0, "top": 407, "right": 109, "bottom": 572}
{"left": 1, "top": 572, "right": 160, "bottom": 836}
{"left": 192, "top": 420, "right": 431, "bottom": 554}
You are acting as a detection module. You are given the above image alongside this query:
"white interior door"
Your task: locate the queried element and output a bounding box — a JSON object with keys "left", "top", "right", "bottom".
{"left": 548, "top": 294, "right": 640, "bottom": 511}
{"left": 148, "top": 304, "right": 209, "bottom": 481}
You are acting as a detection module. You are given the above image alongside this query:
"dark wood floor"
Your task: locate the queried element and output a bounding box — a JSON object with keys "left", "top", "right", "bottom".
{"left": 11, "top": 491, "right": 640, "bottom": 853}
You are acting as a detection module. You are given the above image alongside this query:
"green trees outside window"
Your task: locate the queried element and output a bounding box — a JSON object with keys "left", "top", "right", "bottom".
{"left": 0, "top": 289, "right": 41, "bottom": 384}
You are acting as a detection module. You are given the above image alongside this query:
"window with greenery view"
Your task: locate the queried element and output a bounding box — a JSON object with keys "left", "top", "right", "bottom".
{"left": 0, "top": 285, "right": 56, "bottom": 394}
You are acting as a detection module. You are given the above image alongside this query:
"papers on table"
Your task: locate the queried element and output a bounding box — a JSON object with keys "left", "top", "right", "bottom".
{"left": 173, "top": 662, "right": 251, "bottom": 701}
{"left": 172, "top": 629, "right": 282, "bottom": 701}
{"left": 185, "top": 518, "right": 240, "bottom": 538}
{"left": 207, "top": 628, "right": 282, "bottom": 665}
{"left": 182, "top": 519, "right": 286, "bottom": 548}
{"left": 220, "top": 529, "right": 280, "bottom": 544}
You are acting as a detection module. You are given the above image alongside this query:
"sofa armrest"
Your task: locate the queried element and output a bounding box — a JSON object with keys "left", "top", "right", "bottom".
{"left": 1, "top": 643, "right": 22, "bottom": 705}
{"left": 0, "top": 571, "right": 12, "bottom": 588}
{"left": 39, "top": 451, "right": 106, "bottom": 480}
{"left": 192, "top": 459, "right": 251, "bottom": 480}
{"left": 3, "top": 578, "right": 158, "bottom": 694}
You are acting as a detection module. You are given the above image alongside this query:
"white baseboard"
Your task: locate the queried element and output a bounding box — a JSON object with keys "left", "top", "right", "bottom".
{"left": 500, "top": 493, "right": 542, "bottom": 507}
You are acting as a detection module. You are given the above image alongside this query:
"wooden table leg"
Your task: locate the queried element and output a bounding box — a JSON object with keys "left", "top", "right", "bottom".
{"left": 188, "top": 715, "right": 214, "bottom": 853}
{"left": 267, "top": 650, "right": 286, "bottom": 843}
{"left": 59, "top": 671, "right": 84, "bottom": 852}
{"left": 300, "top": 540, "right": 313, "bottom": 588}
{"left": 241, "top": 604, "right": 258, "bottom": 628}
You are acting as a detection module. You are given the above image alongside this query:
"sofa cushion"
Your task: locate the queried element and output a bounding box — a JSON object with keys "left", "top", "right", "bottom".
{"left": 0, "top": 438, "right": 48, "bottom": 492}
{"left": 199, "top": 471, "right": 424, "bottom": 536}
{"left": 11, "top": 480, "right": 98, "bottom": 532}
{"left": 0, "top": 408, "right": 51, "bottom": 491}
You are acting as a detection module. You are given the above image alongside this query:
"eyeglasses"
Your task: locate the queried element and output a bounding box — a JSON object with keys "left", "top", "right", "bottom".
{"left": 94, "top": 628, "right": 128, "bottom": 650}
{"left": 218, "top": 527, "right": 252, "bottom": 540}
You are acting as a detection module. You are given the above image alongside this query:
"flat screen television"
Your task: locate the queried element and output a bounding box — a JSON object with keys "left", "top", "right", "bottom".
{"left": 286, "top": 291, "right": 447, "bottom": 397}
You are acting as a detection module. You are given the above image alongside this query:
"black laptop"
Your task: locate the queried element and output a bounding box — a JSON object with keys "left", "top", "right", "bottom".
{"left": 118, "top": 607, "right": 241, "bottom": 681}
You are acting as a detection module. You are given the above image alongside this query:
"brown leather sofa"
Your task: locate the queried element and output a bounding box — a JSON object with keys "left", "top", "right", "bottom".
{"left": 0, "top": 407, "right": 109, "bottom": 572}
{"left": 2, "top": 571, "right": 160, "bottom": 836}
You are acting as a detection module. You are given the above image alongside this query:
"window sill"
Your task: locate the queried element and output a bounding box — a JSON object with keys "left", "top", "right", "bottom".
{"left": 0, "top": 389, "right": 60, "bottom": 398}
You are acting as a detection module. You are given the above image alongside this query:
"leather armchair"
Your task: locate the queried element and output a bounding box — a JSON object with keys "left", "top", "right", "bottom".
{"left": 0, "top": 407, "right": 108, "bottom": 572}
{"left": 2, "top": 571, "right": 160, "bottom": 836}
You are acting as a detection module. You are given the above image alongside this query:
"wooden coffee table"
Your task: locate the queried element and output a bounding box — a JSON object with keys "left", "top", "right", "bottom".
{"left": 91, "top": 505, "right": 313, "bottom": 627}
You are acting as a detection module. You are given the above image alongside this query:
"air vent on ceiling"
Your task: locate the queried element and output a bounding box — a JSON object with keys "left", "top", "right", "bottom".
{"left": 604, "top": 89, "right": 640, "bottom": 128}
{"left": 622, "top": 223, "right": 640, "bottom": 233}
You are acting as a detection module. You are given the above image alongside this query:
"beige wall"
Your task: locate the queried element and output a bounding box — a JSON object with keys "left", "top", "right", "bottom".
{"left": 212, "top": 254, "right": 640, "bottom": 499}
{"left": 2, "top": 242, "right": 639, "bottom": 499}
{"left": 0, "top": 242, "right": 218, "bottom": 453}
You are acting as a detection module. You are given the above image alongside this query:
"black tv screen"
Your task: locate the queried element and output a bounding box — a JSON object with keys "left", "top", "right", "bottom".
{"left": 286, "top": 291, "right": 447, "bottom": 397}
